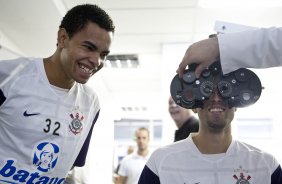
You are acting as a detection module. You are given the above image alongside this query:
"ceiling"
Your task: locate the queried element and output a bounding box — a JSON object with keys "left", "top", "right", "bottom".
{"left": 1, "top": 0, "right": 282, "bottom": 120}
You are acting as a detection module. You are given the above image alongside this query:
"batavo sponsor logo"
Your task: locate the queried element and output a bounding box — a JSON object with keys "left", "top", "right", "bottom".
{"left": 0, "top": 160, "right": 65, "bottom": 184}
{"left": 32, "top": 142, "right": 60, "bottom": 173}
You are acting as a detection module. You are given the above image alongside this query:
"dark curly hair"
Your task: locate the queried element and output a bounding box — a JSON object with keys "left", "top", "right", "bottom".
{"left": 59, "top": 4, "right": 115, "bottom": 38}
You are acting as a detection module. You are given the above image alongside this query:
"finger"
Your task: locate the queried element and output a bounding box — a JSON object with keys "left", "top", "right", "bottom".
{"left": 194, "top": 64, "right": 206, "bottom": 78}
{"left": 177, "top": 63, "right": 186, "bottom": 78}
{"left": 177, "top": 54, "right": 190, "bottom": 78}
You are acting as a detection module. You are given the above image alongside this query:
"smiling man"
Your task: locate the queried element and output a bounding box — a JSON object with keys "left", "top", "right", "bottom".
{"left": 139, "top": 87, "right": 282, "bottom": 183}
{"left": 0, "top": 4, "right": 115, "bottom": 183}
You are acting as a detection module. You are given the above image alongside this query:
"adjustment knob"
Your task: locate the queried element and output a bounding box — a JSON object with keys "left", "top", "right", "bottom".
{"left": 235, "top": 68, "right": 251, "bottom": 82}
{"left": 183, "top": 71, "right": 196, "bottom": 84}
{"left": 202, "top": 69, "right": 211, "bottom": 78}
{"left": 181, "top": 89, "right": 195, "bottom": 108}
{"left": 200, "top": 81, "right": 214, "bottom": 98}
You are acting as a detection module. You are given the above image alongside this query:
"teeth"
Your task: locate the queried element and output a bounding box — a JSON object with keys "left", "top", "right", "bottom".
{"left": 210, "top": 108, "right": 223, "bottom": 112}
{"left": 79, "top": 64, "right": 93, "bottom": 74}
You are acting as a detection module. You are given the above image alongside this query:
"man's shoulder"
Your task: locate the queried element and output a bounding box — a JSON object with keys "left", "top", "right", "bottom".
{"left": 77, "top": 83, "right": 99, "bottom": 103}
{"left": 0, "top": 57, "right": 36, "bottom": 71}
{"left": 120, "top": 153, "right": 135, "bottom": 162}
{"left": 118, "top": 153, "right": 138, "bottom": 169}
{"left": 236, "top": 140, "right": 264, "bottom": 153}
{"left": 145, "top": 140, "right": 193, "bottom": 174}
{"left": 0, "top": 58, "right": 41, "bottom": 89}
{"left": 78, "top": 82, "right": 97, "bottom": 94}
{"left": 234, "top": 140, "right": 280, "bottom": 171}
{"left": 235, "top": 140, "right": 277, "bottom": 161}
{"left": 150, "top": 139, "right": 191, "bottom": 161}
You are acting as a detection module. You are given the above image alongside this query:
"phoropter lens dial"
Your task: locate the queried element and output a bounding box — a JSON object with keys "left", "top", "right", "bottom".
{"left": 218, "top": 81, "right": 232, "bottom": 98}
{"left": 200, "top": 81, "right": 214, "bottom": 98}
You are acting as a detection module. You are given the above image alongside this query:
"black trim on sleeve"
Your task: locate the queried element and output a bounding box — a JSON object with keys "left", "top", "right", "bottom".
{"left": 272, "top": 165, "right": 282, "bottom": 184}
{"left": 0, "top": 89, "right": 6, "bottom": 106}
{"left": 73, "top": 110, "right": 100, "bottom": 167}
{"left": 138, "top": 165, "right": 160, "bottom": 184}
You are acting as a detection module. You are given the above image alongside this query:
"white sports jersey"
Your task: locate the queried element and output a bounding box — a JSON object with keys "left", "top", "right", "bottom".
{"left": 118, "top": 151, "right": 151, "bottom": 184}
{"left": 0, "top": 58, "right": 100, "bottom": 183}
{"left": 139, "top": 135, "right": 282, "bottom": 184}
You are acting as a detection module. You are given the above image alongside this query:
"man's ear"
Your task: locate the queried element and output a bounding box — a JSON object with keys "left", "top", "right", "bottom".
{"left": 57, "top": 28, "right": 69, "bottom": 48}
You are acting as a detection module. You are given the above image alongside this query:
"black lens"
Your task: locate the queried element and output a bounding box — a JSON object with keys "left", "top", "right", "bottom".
{"left": 218, "top": 81, "right": 232, "bottom": 98}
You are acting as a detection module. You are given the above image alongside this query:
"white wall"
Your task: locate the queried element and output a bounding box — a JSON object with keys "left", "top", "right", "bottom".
{"left": 0, "top": 30, "right": 25, "bottom": 59}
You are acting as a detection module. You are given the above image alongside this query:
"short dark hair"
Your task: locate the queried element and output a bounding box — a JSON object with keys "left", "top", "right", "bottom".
{"left": 59, "top": 4, "right": 115, "bottom": 38}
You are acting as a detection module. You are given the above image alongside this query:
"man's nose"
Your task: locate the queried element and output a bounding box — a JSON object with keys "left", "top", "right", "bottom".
{"left": 89, "top": 52, "right": 102, "bottom": 67}
{"left": 209, "top": 88, "right": 222, "bottom": 101}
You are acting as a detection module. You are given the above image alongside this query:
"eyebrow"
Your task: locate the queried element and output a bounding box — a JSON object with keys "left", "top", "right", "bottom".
{"left": 83, "top": 41, "right": 97, "bottom": 50}
{"left": 83, "top": 41, "right": 110, "bottom": 55}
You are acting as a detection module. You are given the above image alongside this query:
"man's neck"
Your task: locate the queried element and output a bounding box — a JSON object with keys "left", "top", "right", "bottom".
{"left": 137, "top": 149, "right": 149, "bottom": 157}
{"left": 192, "top": 131, "right": 232, "bottom": 154}
{"left": 44, "top": 56, "right": 75, "bottom": 89}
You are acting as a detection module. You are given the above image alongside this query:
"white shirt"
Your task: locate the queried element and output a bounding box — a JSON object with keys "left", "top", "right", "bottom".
{"left": 118, "top": 151, "right": 151, "bottom": 184}
{"left": 139, "top": 135, "right": 281, "bottom": 184}
{"left": 0, "top": 58, "right": 100, "bottom": 183}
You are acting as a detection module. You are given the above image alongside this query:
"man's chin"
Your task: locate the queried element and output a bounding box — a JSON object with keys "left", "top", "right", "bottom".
{"left": 207, "top": 121, "right": 226, "bottom": 131}
{"left": 75, "top": 77, "right": 89, "bottom": 84}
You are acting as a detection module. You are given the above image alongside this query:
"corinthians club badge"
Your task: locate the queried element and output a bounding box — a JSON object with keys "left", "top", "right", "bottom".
{"left": 233, "top": 166, "right": 251, "bottom": 184}
{"left": 69, "top": 107, "right": 84, "bottom": 135}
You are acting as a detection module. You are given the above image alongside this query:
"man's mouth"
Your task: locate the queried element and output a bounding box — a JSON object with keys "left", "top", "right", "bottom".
{"left": 208, "top": 104, "right": 227, "bottom": 113}
{"left": 79, "top": 64, "right": 94, "bottom": 74}
{"left": 209, "top": 108, "right": 224, "bottom": 112}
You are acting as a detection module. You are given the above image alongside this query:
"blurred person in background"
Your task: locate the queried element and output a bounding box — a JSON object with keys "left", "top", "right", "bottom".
{"left": 113, "top": 145, "right": 135, "bottom": 183}
{"left": 116, "top": 127, "right": 151, "bottom": 184}
{"left": 168, "top": 96, "right": 199, "bottom": 142}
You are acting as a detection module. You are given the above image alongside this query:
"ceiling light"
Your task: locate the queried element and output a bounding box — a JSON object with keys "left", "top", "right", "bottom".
{"left": 105, "top": 54, "right": 139, "bottom": 68}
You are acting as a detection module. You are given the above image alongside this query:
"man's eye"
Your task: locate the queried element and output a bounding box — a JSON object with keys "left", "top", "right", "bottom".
{"left": 84, "top": 45, "right": 94, "bottom": 51}
{"left": 87, "top": 46, "right": 93, "bottom": 50}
